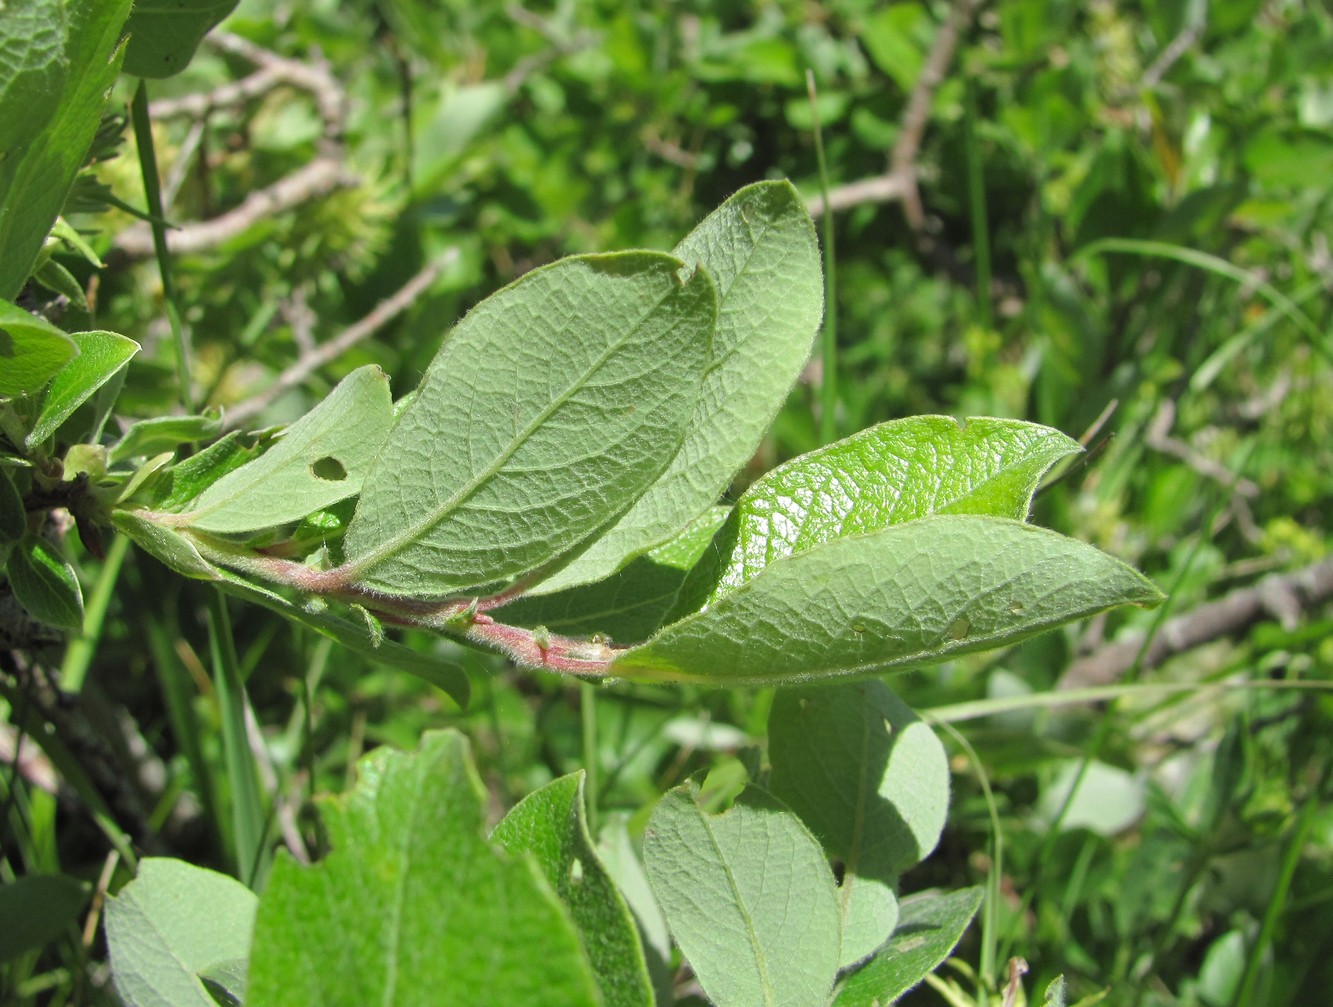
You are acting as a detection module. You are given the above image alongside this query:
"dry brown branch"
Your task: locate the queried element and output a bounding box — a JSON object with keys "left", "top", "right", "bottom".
{"left": 1058, "top": 554, "right": 1333, "bottom": 689}
{"left": 113, "top": 157, "right": 359, "bottom": 261}
{"left": 806, "top": 0, "right": 983, "bottom": 220}
{"left": 222, "top": 250, "right": 460, "bottom": 429}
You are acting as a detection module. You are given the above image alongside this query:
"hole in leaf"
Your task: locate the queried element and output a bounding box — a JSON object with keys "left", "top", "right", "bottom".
{"left": 310, "top": 456, "right": 347, "bottom": 481}
{"left": 1009, "top": 600, "right": 1025, "bottom": 613}
{"left": 569, "top": 857, "right": 584, "bottom": 886}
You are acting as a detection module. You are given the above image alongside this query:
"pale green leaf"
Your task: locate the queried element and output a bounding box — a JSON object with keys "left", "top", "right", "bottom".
{"left": 597, "top": 815, "right": 675, "bottom": 1006}
{"left": 155, "top": 431, "right": 256, "bottom": 510}
{"left": 25, "top": 330, "right": 139, "bottom": 448}
{"left": 769, "top": 682, "right": 949, "bottom": 967}
{"left": 644, "top": 782, "right": 841, "bottom": 1007}
{"left": 536, "top": 179, "right": 822, "bottom": 592}
{"left": 179, "top": 366, "right": 392, "bottom": 533}
{"left": 340, "top": 252, "right": 716, "bottom": 598}
{"left": 0, "top": 299, "right": 78, "bottom": 396}
{"left": 0, "top": 874, "right": 89, "bottom": 963}
{"left": 109, "top": 412, "right": 224, "bottom": 464}
{"left": 678, "top": 416, "right": 1081, "bottom": 613}
{"left": 122, "top": 0, "right": 239, "bottom": 79}
{"left": 104, "top": 858, "right": 258, "bottom": 1007}
{"left": 246, "top": 731, "right": 600, "bottom": 1007}
{"left": 0, "top": 1, "right": 131, "bottom": 298}
{"left": 492, "top": 772, "right": 653, "bottom": 1007}
{"left": 8, "top": 532, "right": 83, "bottom": 629}
{"left": 613, "top": 516, "right": 1163, "bottom": 686}
{"left": 833, "top": 887, "right": 983, "bottom": 1006}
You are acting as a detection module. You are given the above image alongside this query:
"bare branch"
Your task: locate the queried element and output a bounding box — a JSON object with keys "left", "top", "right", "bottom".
{"left": 1058, "top": 555, "right": 1333, "bottom": 689}
{"left": 222, "top": 250, "right": 460, "bottom": 429}
{"left": 113, "top": 157, "right": 359, "bottom": 261}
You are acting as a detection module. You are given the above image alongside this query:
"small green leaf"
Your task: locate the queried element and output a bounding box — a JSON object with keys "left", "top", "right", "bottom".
{"left": 247, "top": 731, "right": 600, "bottom": 1007}
{"left": 122, "top": 0, "right": 240, "bottom": 79}
{"left": 833, "top": 887, "right": 984, "bottom": 1006}
{"left": 8, "top": 532, "right": 83, "bottom": 629}
{"left": 678, "top": 416, "right": 1081, "bottom": 613}
{"left": 770, "top": 682, "right": 949, "bottom": 967}
{"left": 341, "top": 252, "right": 716, "bottom": 599}
{"left": 0, "top": 299, "right": 78, "bottom": 396}
{"left": 644, "top": 781, "right": 841, "bottom": 1007}
{"left": 494, "top": 507, "right": 728, "bottom": 643}
{"left": 0, "top": 874, "right": 90, "bottom": 963}
{"left": 25, "top": 330, "right": 139, "bottom": 449}
{"left": 613, "top": 516, "right": 1163, "bottom": 686}
{"left": 537, "top": 180, "right": 823, "bottom": 592}
{"left": 0, "top": 1, "right": 131, "bottom": 299}
{"left": 492, "top": 772, "right": 653, "bottom": 1007}
{"left": 180, "top": 366, "right": 392, "bottom": 533}
{"left": 104, "top": 858, "right": 258, "bottom": 1007}
{"left": 154, "top": 433, "right": 257, "bottom": 510}
{"left": 109, "top": 412, "right": 224, "bottom": 464}
{"left": 31, "top": 256, "right": 89, "bottom": 309}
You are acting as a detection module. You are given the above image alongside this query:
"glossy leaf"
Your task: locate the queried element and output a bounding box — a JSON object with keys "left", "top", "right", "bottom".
{"left": 247, "top": 731, "right": 600, "bottom": 1007}
{"left": 25, "top": 330, "right": 140, "bottom": 448}
{"left": 0, "top": 874, "right": 89, "bottom": 963}
{"left": 833, "top": 887, "right": 984, "bottom": 1006}
{"left": 770, "top": 682, "right": 949, "bottom": 967}
{"left": 536, "top": 179, "right": 822, "bottom": 592}
{"left": 179, "top": 366, "right": 392, "bottom": 533}
{"left": 644, "top": 781, "right": 841, "bottom": 1007}
{"left": 0, "top": 299, "right": 78, "bottom": 396}
{"left": 154, "top": 432, "right": 257, "bottom": 510}
{"left": 8, "top": 532, "right": 83, "bottom": 629}
{"left": 340, "top": 252, "right": 716, "bottom": 598}
{"left": 0, "top": 1, "right": 131, "bottom": 298}
{"left": 679, "top": 416, "right": 1081, "bottom": 612}
{"left": 122, "top": 0, "right": 239, "bottom": 79}
{"left": 104, "top": 858, "right": 258, "bottom": 1007}
{"left": 613, "top": 516, "right": 1163, "bottom": 686}
{"left": 492, "top": 772, "right": 653, "bottom": 1007}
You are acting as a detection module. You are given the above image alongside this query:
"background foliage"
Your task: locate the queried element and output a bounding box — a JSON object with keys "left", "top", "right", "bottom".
{"left": 3, "top": 0, "right": 1332, "bottom": 1004}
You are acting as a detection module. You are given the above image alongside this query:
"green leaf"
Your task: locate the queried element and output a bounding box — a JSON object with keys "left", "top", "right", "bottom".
{"left": 492, "top": 772, "right": 653, "bottom": 1007}
{"left": 644, "top": 781, "right": 841, "bottom": 1007}
{"left": 678, "top": 416, "right": 1081, "bottom": 613}
{"left": 493, "top": 506, "right": 728, "bottom": 643}
{"left": 111, "top": 511, "right": 471, "bottom": 708}
{"left": 833, "top": 887, "right": 984, "bottom": 1006}
{"left": 340, "top": 252, "right": 716, "bottom": 599}
{"left": 536, "top": 180, "right": 822, "bottom": 593}
{"left": 122, "top": 0, "right": 239, "bottom": 79}
{"left": 25, "top": 330, "right": 139, "bottom": 449}
{"left": 0, "top": 299, "right": 78, "bottom": 396}
{"left": 105, "top": 858, "right": 258, "bottom": 1007}
{"left": 613, "top": 516, "right": 1163, "bottom": 686}
{"left": 154, "top": 431, "right": 257, "bottom": 510}
{"left": 247, "top": 731, "right": 600, "bottom": 1007}
{"left": 769, "top": 681, "right": 949, "bottom": 967}
{"left": 109, "top": 412, "right": 224, "bottom": 464}
{"left": 0, "top": 0, "right": 131, "bottom": 299}
{"left": 8, "top": 532, "right": 83, "bottom": 629}
{"left": 0, "top": 874, "right": 89, "bottom": 963}
{"left": 179, "top": 366, "right": 392, "bottom": 533}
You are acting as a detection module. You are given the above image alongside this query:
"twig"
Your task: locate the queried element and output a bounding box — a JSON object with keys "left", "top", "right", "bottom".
{"left": 113, "top": 157, "right": 360, "bottom": 261}
{"left": 1144, "top": 400, "right": 1260, "bottom": 498}
{"left": 222, "top": 250, "right": 459, "bottom": 429}
{"left": 806, "top": 0, "right": 983, "bottom": 220}
{"left": 1058, "top": 555, "right": 1333, "bottom": 689}
{"left": 1142, "top": 16, "right": 1205, "bottom": 90}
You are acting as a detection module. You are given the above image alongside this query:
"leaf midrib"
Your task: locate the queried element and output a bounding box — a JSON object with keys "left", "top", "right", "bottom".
{"left": 342, "top": 280, "right": 687, "bottom": 585}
